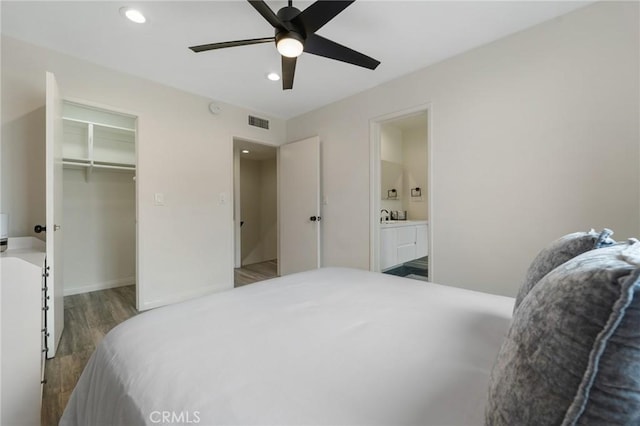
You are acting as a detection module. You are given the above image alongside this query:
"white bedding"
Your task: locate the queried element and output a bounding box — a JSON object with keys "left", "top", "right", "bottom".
{"left": 60, "top": 267, "right": 513, "bottom": 426}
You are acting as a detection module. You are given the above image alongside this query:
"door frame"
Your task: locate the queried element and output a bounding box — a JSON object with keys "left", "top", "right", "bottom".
{"left": 369, "top": 103, "right": 434, "bottom": 278}
{"left": 231, "top": 138, "right": 279, "bottom": 274}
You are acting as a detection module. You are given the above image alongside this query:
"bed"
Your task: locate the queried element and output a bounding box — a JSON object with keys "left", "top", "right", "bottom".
{"left": 61, "top": 229, "right": 640, "bottom": 425}
{"left": 60, "top": 267, "right": 513, "bottom": 425}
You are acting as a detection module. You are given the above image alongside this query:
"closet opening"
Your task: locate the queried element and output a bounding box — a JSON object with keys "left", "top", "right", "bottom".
{"left": 232, "top": 138, "right": 278, "bottom": 287}
{"left": 61, "top": 100, "right": 138, "bottom": 305}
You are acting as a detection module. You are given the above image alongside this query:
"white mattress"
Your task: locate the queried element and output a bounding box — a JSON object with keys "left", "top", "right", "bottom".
{"left": 60, "top": 267, "right": 514, "bottom": 426}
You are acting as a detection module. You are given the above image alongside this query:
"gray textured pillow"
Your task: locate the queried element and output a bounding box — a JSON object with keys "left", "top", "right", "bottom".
{"left": 486, "top": 239, "right": 640, "bottom": 425}
{"left": 513, "top": 229, "right": 615, "bottom": 312}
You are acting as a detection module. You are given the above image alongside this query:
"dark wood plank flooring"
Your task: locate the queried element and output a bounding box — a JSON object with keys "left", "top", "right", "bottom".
{"left": 234, "top": 259, "right": 278, "bottom": 287}
{"left": 41, "top": 285, "right": 137, "bottom": 426}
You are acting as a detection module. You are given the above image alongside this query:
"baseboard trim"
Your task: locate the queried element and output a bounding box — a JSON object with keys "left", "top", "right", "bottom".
{"left": 138, "top": 282, "right": 232, "bottom": 312}
{"left": 64, "top": 277, "right": 135, "bottom": 296}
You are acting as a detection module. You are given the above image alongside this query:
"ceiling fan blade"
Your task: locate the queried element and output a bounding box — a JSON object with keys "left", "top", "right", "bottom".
{"left": 248, "top": 0, "right": 286, "bottom": 29}
{"left": 282, "top": 56, "right": 297, "bottom": 90}
{"left": 304, "top": 33, "right": 380, "bottom": 70}
{"left": 189, "top": 37, "right": 274, "bottom": 53}
{"left": 298, "top": 0, "right": 355, "bottom": 33}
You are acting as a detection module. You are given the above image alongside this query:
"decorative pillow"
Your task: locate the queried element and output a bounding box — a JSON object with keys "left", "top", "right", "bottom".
{"left": 486, "top": 239, "right": 640, "bottom": 425}
{"left": 513, "top": 228, "right": 615, "bottom": 312}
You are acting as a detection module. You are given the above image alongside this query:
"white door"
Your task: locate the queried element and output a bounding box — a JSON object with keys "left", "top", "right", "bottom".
{"left": 279, "top": 137, "right": 321, "bottom": 275}
{"left": 45, "top": 71, "right": 64, "bottom": 357}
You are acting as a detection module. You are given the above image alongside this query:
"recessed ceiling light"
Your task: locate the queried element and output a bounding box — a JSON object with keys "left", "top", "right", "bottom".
{"left": 120, "top": 7, "right": 146, "bottom": 24}
{"left": 241, "top": 150, "right": 250, "bottom": 154}
{"left": 267, "top": 72, "right": 281, "bottom": 82}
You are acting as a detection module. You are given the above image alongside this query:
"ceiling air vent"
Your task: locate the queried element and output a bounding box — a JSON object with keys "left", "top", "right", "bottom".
{"left": 248, "top": 115, "right": 269, "bottom": 130}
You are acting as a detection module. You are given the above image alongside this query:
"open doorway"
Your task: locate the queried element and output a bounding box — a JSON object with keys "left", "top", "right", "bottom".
{"left": 233, "top": 139, "right": 278, "bottom": 287}
{"left": 370, "top": 106, "right": 432, "bottom": 281}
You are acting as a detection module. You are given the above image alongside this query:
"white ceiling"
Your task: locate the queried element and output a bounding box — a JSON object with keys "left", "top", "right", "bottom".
{"left": 235, "top": 138, "right": 277, "bottom": 160}
{"left": 1, "top": 1, "right": 592, "bottom": 119}
{"left": 384, "top": 111, "right": 428, "bottom": 133}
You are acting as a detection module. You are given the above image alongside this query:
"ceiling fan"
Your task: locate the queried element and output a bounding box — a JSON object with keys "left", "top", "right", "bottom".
{"left": 188, "top": 0, "right": 381, "bottom": 90}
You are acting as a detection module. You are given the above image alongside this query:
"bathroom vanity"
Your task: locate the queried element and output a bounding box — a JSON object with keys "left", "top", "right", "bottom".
{"left": 380, "top": 220, "right": 428, "bottom": 271}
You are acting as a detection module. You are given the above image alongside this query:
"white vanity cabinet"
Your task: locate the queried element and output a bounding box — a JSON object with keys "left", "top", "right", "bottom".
{"left": 380, "top": 221, "right": 428, "bottom": 271}
{"left": 415, "top": 224, "right": 428, "bottom": 258}
{"left": 380, "top": 227, "right": 398, "bottom": 270}
{"left": 1, "top": 238, "right": 47, "bottom": 426}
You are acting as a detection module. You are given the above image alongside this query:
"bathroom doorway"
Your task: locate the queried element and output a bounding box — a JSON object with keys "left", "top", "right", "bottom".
{"left": 370, "top": 106, "right": 432, "bottom": 281}
{"left": 233, "top": 139, "right": 278, "bottom": 287}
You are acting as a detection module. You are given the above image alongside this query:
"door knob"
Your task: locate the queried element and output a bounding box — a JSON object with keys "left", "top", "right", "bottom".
{"left": 34, "top": 225, "right": 46, "bottom": 233}
{"left": 54, "top": 225, "right": 61, "bottom": 231}
{"left": 310, "top": 216, "right": 322, "bottom": 222}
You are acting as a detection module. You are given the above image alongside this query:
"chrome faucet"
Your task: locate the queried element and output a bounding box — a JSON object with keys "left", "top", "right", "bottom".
{"left": 380, "top": 209, "right": 389, "bottom": 223}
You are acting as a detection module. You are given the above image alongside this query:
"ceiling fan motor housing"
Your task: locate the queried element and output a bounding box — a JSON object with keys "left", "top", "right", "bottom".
{"left": 276, "top": 6, "right": 306, "bottom": 44}
{"left": 277, "top": 6, "right": 302, "bottom": 26}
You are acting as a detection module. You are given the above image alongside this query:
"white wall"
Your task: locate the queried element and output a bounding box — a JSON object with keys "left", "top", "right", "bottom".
{"left": 402, "top": 126, "right": 428, "bottom": 221}
{"left": 380, "top": 124, "right": 403, "bottom": 213}
{"left": 1, "top": 35, "right": 286, "bottom": 310}
{"left": 240, "top": 158, "right": 261, "bottom": 264}
{"left": 240, "top": 157, "right": 277, "bottom": 265}
{"left": 287, "top": 1, "right": 640, "bottom": 297}
{"left": 1, "top": 106, "right": 46, "bottom": 240}
{"left": 380, "top": 125, "right": 403, "bottom": 163}
{"left": 62, "top": 169, "right": 135, "bottom": 295}
{"left": 259, "top": 158, "right": 277, "bottom": 262}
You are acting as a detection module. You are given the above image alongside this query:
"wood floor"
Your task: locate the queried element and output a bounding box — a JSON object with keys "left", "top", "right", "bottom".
{"left": 41, "top": 285, "right": 137, "bottom": 426}
{"left": 234, "top": 259, "right": 278, "bottom": 287}
{"left": 42, "top": 262, "right": 277, "bottom": 425}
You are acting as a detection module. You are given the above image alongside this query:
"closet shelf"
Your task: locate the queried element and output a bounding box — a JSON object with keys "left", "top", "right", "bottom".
{"left": 62, "top": 102, "right": 136, "bottom": 182}
{"left": 62, "top": 117, "right": 136, "bottom": 134}
{"left": 62, "top": 158, "right": 91, "bottom": 165}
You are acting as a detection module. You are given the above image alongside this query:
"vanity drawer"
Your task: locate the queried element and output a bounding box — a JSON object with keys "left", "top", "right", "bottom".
{"left": 397, "top": 244, "right": 417, "bottom": 264}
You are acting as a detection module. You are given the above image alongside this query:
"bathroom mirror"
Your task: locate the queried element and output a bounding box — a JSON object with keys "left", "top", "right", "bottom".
{"left": 381, "top": 160, "right": 403, "bottom": 200}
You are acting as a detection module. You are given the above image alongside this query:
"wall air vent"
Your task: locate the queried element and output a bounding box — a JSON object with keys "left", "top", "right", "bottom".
{"left": 248, "top": 115, "right": 269, "bottom": 130}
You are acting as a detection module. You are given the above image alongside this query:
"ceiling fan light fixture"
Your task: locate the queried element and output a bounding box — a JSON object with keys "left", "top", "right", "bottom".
{"left": 276, "top": 32, "right": 304, "bottom": 58}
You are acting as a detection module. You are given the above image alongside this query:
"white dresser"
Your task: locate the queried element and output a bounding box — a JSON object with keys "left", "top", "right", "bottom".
{"left": 380, "top": 220, "right": 428, "bottom": 271}
{"left": 1, "top": 237, "right": 47, "bottom": 426}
